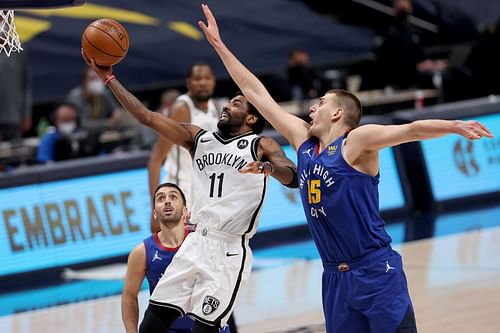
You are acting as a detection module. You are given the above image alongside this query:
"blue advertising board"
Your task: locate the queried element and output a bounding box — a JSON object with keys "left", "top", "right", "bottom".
{"left": 420, "top": 113, "right": 500, "bottom": 201}
{"left": 378, "top": 147, "right": 406, "bottom": 211}
{"left": 0, "top": 169, "right": 151, "bottom": 276}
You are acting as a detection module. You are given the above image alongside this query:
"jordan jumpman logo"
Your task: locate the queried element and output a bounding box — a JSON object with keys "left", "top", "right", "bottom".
{"left": 385, "top": 261, "right": 395, "bottom": 273}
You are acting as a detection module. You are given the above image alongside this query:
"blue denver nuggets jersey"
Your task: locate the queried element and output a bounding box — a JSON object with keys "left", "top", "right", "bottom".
{"left": 144, "top": 233, "right": 193, "bottom": 332}
{"left": 297, "top": 135, "right": 392, "bottom": 263}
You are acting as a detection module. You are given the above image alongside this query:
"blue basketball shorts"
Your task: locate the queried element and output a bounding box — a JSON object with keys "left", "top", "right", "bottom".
{"left": 322, "top": 246, "right": 416, "bottom": 333}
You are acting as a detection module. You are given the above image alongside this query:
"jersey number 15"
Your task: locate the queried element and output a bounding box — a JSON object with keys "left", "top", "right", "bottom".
{"left": 307, "top": 179, "right": 321, "bottom": 204}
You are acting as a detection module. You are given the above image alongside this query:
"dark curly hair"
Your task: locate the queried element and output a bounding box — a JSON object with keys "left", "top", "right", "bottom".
{"left": 234, "top": 91, "right": 267, "bottom": 134}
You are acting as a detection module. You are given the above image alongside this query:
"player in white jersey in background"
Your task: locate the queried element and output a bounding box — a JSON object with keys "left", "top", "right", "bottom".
{"left": 148, "top": 63, "right": 220, "bottom": 232}
{"left": 82, "top": 52, "right": 298, "bottom": 333}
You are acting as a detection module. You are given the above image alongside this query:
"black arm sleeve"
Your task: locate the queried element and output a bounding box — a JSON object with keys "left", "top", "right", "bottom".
{"left": 283, "top": 166, "right": 298, "bottom": 188}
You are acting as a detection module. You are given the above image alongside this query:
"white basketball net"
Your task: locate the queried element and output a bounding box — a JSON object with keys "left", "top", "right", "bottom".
{"left": 0, "top": 10, "right": 23, "bottom": 56}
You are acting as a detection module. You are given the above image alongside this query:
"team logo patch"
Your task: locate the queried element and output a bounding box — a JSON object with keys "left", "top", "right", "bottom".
{"left": 237, "top": 139, "right": 248, "bottom": 149}
{"left": 202, "top": 296, "right": 220, "bottom": 315}
{"left": 327, "top": 145, "right": 338, "bottom": 156}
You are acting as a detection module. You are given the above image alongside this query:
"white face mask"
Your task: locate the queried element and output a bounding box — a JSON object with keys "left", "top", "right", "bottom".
{"left": 87, "top": 78, "right": 105, "bottom": 95}
{"left": 59, "top": 121, "right": 76, "bottom": 135}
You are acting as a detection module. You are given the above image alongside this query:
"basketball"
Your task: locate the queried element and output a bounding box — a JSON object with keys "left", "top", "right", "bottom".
{"left": 81, "top": 18, "right": 129, "bottom": 66}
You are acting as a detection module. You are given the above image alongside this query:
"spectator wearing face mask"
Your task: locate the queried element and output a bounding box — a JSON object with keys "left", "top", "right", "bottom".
{"left": 66, "top": 67, "right": 123, "bottom": 129}
{"left": 36, "top": 102, "right": 81, "bottom": 163}
{"left": 36, "top": 101, "right": 102, "bottom": 163}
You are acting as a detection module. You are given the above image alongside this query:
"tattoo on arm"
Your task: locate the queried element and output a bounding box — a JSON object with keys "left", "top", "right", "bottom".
{"left": 109, "top": 80, "right": 151, "bottom": 125}
{"left": 268, "top": 143, "right": 295, "bottom": 168}
{"left": 263, "top": 139, "right": 297, "bottom": 187}
{"left": 270, "top": 147, "right": 284, "bottom": 162}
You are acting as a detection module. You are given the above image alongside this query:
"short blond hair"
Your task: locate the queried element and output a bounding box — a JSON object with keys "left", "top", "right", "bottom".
{"left": 327, "top": 89, "right": 362, "bottom": 128}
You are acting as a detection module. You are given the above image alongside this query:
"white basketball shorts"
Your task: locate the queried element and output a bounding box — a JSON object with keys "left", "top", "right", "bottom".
{"left": 149, "top": 226, "right": 253, "bottom": 327}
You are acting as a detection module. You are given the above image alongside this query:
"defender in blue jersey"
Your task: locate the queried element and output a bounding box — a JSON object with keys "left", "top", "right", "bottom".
{"left": 200, "top": 4, "right": 494, "bottom": 332}
{"left": 122, "top": 183, "right": 232, "bottom": 333}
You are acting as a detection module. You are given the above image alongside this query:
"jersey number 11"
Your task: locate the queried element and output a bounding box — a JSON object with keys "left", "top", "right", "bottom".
{"left": 209, "top": 173, "right": 225, "bottom": 197}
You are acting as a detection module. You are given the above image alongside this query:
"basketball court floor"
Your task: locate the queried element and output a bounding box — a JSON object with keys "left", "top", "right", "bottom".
{"left": 1, "top": 204, "right": 500, "bottom": 333}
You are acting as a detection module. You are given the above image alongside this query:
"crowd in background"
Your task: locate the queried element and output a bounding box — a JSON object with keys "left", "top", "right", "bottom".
{"left": 1, "top": 0, "right": 500, "bottom": 171}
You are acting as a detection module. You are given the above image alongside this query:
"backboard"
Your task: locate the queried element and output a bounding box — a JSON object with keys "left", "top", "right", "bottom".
{"left": 0, "top": 0, "right": 85, "bottom": 9}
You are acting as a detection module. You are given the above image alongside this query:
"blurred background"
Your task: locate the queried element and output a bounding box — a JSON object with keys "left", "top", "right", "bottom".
{"left": 2, "top": 0, "right": 500, "bottom": 167}
{"left": 1, "top": 1, "right": 500, "bottom": 332}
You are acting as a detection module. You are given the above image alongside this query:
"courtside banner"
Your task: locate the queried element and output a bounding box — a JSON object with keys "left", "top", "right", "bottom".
{"left": 378, "top": 147, "right": 406, "bottom": 211}
{"left": 0, "top": 169, "right": 151, "bottom": 276}
{"left": 420, "top": 113, "right": 500, "bottom": 201}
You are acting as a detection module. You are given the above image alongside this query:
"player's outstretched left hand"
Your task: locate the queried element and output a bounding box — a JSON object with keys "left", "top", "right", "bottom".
{"left": 454, "top": 120, "right": 494, "bottom": 140}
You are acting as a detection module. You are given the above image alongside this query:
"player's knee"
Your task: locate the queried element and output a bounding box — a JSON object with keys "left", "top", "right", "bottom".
{"left": 192, "top": 319, "right": 220, "bottom": 333}
{"left": 139, "top": 304, "right": 181, "bottom": 333}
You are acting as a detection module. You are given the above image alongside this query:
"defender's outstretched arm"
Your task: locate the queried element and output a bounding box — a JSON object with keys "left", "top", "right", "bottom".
{"left": 199, "top": 4, "right": 310, "bottom": 150}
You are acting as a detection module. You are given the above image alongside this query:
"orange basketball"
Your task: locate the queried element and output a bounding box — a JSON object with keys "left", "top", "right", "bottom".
{"left": 81, "top": 18, "right": 129, "bottom": 66}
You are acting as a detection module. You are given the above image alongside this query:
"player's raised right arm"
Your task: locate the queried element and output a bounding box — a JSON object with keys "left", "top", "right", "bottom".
{"left": 107, "top": 78, "right": 194, "bottom": 149}
{"left": 82, "top": 52, "right": 197, "bottom": 151}
{"left": 199, "top": 4, "right": 310, "bottom": 150}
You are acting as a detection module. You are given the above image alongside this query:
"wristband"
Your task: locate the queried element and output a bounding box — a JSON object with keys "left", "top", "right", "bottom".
{"left": 263, "top": 161, "right": 275, "bottom": 175}
{"left": 284, "top": 166, "right": 298, "bottom": 188}
{"left": 104, "top": 75, "right": 116, "bottom": 86}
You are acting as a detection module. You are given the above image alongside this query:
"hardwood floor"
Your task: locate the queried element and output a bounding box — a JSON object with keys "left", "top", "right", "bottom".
{"left": 1, "top": 226, "right": 500, "bottom": 333}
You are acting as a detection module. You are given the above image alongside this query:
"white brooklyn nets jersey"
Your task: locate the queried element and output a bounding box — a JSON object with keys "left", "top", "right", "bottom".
{"left": 163, "top": 94, "right": 219, "bottom": 206}
{"left": 191, "top": 130, "right": 267, "bottom": 238}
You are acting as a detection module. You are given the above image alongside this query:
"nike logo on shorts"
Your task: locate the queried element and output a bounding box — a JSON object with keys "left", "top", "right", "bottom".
{"left": 226, "top": 252, "right": 239, "bottom": 257}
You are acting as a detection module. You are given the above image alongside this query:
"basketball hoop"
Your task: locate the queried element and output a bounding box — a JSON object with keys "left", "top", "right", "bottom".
{"left": 0, "top": 1, "right": 86, "bottom": 57}
{"left": 0, "top": 10, "right": 22, "bottom": 56}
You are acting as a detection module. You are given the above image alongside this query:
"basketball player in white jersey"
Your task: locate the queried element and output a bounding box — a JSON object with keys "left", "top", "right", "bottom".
{"left": 148, "top": 63, "right": 220, "bottom": 233}
{"left": 83, "top": 54, "right": 298, "bottom": 333}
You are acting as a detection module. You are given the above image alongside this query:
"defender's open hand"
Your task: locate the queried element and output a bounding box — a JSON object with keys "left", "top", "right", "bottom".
{"left": 198, "top": 4, "right": 223, "bottom": 48}
{"left": 454, "top": 120, "right": 494, "bottom": 140}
